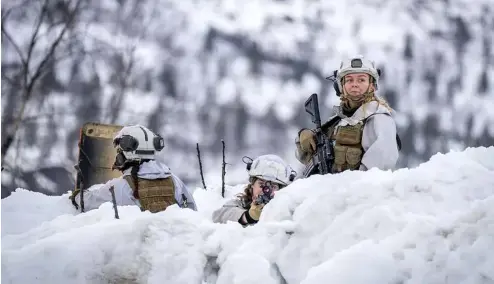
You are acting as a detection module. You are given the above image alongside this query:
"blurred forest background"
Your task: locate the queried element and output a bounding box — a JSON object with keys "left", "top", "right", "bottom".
{"left": 2, "top": 0, "right": 493, "bottom": 198}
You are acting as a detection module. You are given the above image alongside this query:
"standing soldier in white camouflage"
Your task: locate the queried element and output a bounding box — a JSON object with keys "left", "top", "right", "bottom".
{"left": 295, "top": 55, "right": 401, "bottom": 174}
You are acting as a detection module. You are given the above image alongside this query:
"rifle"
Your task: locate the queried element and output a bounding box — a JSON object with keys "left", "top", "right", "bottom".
{"left": 302, "top": 93, "right": 334, "bottom": 177}
{"left": 254, "top": 181, "right": 274, "bottom": 205}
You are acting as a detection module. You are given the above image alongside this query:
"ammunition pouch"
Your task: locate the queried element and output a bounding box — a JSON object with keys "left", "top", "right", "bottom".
{"left": 124, "top": 175, "right": 177, "bottom": 213}
{"left": 331, "top": 122, "right": 364, "bottom": 173}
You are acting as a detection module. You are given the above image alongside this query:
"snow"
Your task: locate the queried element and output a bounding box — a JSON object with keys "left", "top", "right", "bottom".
{"left": 2, "top": 146, "right": 494, "bottom": 283}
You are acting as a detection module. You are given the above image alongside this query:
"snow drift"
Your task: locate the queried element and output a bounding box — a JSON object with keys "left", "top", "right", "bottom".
{"left": 2, "top": 146, "right": 494, "bottom": 284}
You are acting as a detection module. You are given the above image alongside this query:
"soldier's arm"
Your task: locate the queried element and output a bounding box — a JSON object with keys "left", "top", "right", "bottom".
{"left": 71, "top": 183, "right": 111, "bottom": 211}
{"left": 212, "top": 198, "right": 248, "bottom": 224}
{"left": 73, "top": 179, "right": 136, "bottom": 211}
{"left": 170, "top": 174, "right": 197, "bottom": 211}
{"left": 361, "top": 114, "right": 399, "bottom": 171}
{"left": 295, "top": 116, "right": 340, "bottom": 166}
{"left": 294, "top": 128, "right": 313, "bottom": 165}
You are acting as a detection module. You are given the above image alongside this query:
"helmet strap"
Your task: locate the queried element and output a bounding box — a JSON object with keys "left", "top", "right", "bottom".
{"left": 112, "top": 151, "right": 143, "bottom": 172}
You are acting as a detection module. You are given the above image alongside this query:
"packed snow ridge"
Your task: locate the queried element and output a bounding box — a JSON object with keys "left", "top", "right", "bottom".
{"left": 2, "top": 146, "right": 494, "bottom": 284}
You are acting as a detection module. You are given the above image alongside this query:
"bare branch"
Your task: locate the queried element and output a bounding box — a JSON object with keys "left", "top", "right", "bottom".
{"left": 27, "top": 0, "right": 84, "bottom": 98}
{"left": 24, "top": 0, "right": 48, "bottom": 89}
{"left": 25, "top": 35, "right": 101, "bottom": 83}
{"left": 109, "top": 186, "right": 120, "bottom": 219}
{"left": 1, "top": 0, "right": 85, "bottom": 165}
{"left": 105, "top": 0, "right": 161, "bottom": 124}
{"left": 109, "top": 43, "right": 138, "bottom": 124}
{"left": 1, "top": 22, "right": 27, "bottom": 67}
{"left": 2, "top": 0, "right": 35, "bottom": 15}
{"left": 196, "top": 143, "right": 207, "bottom": 190}
{"left": 221, "top": 140, "right": 226, "bottom": 198}
{"left": 1, "top": 72, "right": 22, "bottom": 89}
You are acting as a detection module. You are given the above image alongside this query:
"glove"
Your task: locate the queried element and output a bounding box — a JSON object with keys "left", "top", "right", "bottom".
{"left": 299, "top": 129, "right": 317, "bottom": 153}
{"left": 246, "top": 202, "right": 265, "bottom": 222}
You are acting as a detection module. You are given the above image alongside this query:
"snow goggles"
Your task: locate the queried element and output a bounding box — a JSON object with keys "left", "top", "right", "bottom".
{"left": 113, "top": 135, "right": 139, "bottom": 152}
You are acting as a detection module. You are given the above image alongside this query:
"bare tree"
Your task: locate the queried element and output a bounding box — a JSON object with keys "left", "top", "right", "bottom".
{"left": 107, "top": 44, "right": 138, "bottom": 124}
{"left": 1, "top": 0, "right": 85, "bottom": 166}
{"left": 92, "top": 0, "right": 159, "bottom": 124}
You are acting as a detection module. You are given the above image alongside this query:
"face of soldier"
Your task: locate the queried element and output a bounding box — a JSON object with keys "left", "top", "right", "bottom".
{"left": 251, "top": 178, "right": 280, "bottom": 201}
{"left": 343, "top": 73, "right": 374, "bottom": 98}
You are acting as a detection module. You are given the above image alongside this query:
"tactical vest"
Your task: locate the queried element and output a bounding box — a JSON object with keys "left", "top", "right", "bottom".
{"left": 321, "top": 113, "right": 402, "bottom": 174}
{"left": 323, "top": 119, "right": 365, "bottom": 173}
{"left": 123, "top": 175, "right": 176, "bottom": 213}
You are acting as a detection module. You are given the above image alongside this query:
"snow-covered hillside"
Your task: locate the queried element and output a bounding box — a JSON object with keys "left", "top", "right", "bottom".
{"left": 2, "top": 146, "right": 493, "bottom": 284}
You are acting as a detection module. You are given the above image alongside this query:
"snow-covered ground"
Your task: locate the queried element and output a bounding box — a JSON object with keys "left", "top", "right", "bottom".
{"left": 2, "top": 146, "right": 494, "bottom": 284}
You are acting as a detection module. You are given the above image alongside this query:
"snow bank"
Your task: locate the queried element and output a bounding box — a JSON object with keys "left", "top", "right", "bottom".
{"left": 2, "top": 147, "right": 494, "bottom": 284}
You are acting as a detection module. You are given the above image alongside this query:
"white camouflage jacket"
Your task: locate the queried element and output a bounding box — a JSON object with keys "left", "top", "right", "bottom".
{"left": 212, "top": 197, "right": 249, "bottom": 224}
{"left": 295, "top": 100, "right": 400, "bottom": 171}
{"left": 74, "top": 160, "right": 197, "bottom": 211}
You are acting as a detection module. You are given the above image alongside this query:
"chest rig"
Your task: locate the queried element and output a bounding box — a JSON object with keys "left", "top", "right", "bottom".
{"left": 322, "top": 118, "right": 365, "bottom": 173}
{"left": 321, "top": 112, "right": 402, "bottom": 174}
{"left": 123, "top": 176, "right": 176, "bottom": 213}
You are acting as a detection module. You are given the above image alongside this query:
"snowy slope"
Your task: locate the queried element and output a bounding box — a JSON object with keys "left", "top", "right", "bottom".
{"left": 2, "top": 146, "right": 494, "bottom": 284}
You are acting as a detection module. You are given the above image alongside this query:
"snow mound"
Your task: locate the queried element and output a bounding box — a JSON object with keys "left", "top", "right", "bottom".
{"left": 2, "top": 147, "right": 494, "bottom": 284}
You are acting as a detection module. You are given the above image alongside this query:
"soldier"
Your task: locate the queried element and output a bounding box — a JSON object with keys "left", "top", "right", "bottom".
{"left": 70, "top": 125, "right": 197, "bottom": 212}
{"left": 296, "top": 55, "right": 401, "bottom": 173}
{"left": 212, "top": 154, "right": 296, "bottom": 226}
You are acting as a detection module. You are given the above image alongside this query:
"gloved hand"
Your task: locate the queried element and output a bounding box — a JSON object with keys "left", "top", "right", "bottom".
{"left": 299, "top": 129, "right": 317, "bottom": 153}
{"left": 247, "top": 201, "right": 265, "bottom": 222}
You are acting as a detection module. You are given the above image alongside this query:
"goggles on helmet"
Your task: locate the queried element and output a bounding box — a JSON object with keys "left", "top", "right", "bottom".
{"left": 113, "top": 135, "right": 139, "bottom": 152}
